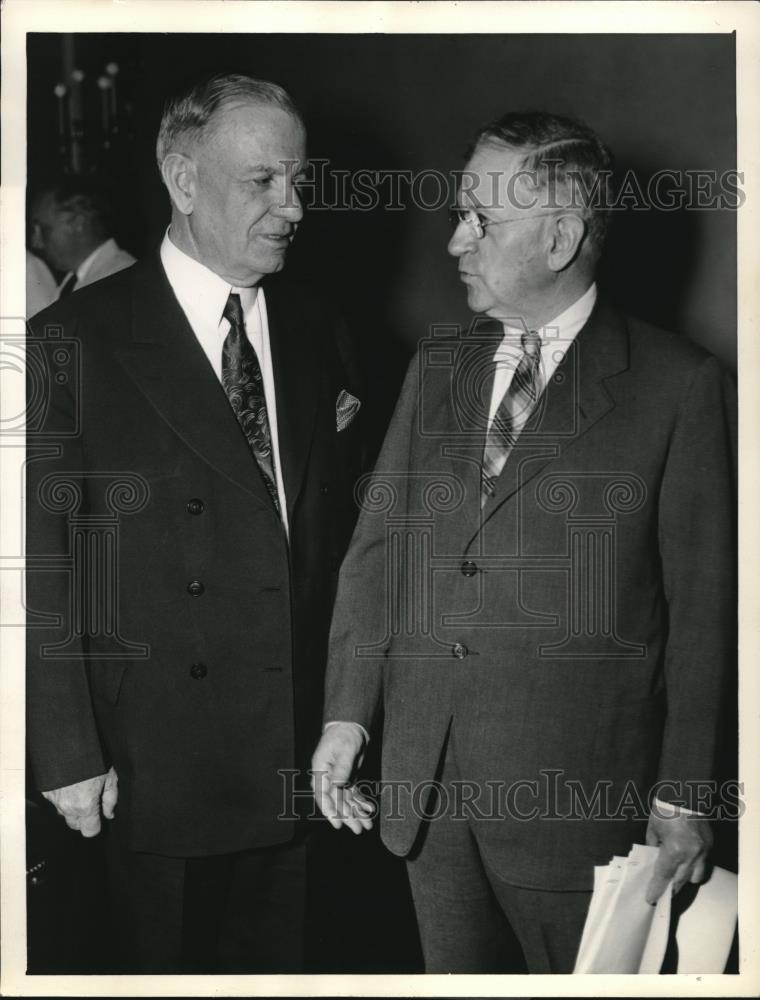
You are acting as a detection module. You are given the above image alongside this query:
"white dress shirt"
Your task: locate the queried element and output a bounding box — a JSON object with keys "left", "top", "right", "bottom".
{"left": 76, "top": 238, "right": 118, "bottom": 285}
{"left": 26, "top": 250, "right": 58, "bottom": 318}
{"left": 487, "top": 282, "right": 598, "bottom": 428}
{"left": 159, "top": 230, "right": 289, "bottom": 532}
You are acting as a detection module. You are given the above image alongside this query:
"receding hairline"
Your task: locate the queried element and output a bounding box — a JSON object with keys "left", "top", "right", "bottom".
{"left": 191, "top": 98, "right": 294, "bottom": 138}
{"left": 460, "top": 139, "right": 546, "bottom": 195}
{"left": 465, "top": 137, "right": 524, "bottom": 165}
{"left": 156, "top": 86, "right": 305, "bottom": 167}
{"left": 468, "top": 135, "right": 567, "bottom": 168}
{"left": 460, "top": 112, "right": 613, "bottom": 252}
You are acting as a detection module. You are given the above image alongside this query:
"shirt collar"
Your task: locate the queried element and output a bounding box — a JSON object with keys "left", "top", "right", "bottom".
{"left": 160, "top": 228, "right": 258, "bottom": 330}
{"left": 541, "top": 281, "right": 597, "bottom": 346}
{"left": 76, "top": 237, "right": 117, "bottom": 282}
{"left": 500, "top": 282, "right": 597, "bottom": 360}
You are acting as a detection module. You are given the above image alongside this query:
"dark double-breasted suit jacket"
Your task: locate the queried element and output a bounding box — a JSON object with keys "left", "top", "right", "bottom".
{"left": 324, "top": 297, "right": 736, "bottom": 891}
{"left": 26, "top": 253, "right": 363, "bottom": 858}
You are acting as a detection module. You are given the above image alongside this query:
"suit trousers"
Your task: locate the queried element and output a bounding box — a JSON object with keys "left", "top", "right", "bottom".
{"left": 405, "top": 724, "right": 592, "bottom": 973}
{"left": 104, "top": 826, "right": 308, "bottom": 974}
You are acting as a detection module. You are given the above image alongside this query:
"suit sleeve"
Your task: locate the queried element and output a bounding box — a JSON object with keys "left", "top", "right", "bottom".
{"left": 26, "top": 318, "right": 106, "bottom": 791}
{"left": 323, "top": 349, "right": 421, "bottom": 734}
{"left": 656, "top": 356, "right": 737, "bottom": 808}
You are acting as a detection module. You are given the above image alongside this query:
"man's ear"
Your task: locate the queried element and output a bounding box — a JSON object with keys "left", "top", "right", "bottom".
{"left": 160, "top": 153, "right": 197, "bottom": 216}
{"left": 547, "top": 214, "right": 586, "bottom": 272}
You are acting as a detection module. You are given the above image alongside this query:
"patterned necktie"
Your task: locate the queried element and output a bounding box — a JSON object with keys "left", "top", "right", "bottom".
{"left": 221, "top": 292, "right": 281, "bottom": 513}
{"left": 481, "top": 329, "right": 543, "bottom": 507}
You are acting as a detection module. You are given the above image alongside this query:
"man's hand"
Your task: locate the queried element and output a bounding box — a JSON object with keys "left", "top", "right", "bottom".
{"left": 645, "top": 807, "right": 713, "bottom": 904}
{"left": 41, "top": 767, "right": 118, "bottom": 838}
{"left": 311, "top": 723, "right": 374, "bottom": 835}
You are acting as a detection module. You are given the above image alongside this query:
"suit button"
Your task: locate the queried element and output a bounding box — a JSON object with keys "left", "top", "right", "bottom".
{"left": 190, "top": 662, "right": 207, "bottom": 679}
{"left": 461, "top": 560, "right": 478, "bottom": 577}
{"left": 187, "top": 579, "right": 205, "bottom": 597}
{"left": 452, "top": 642, "right": 468, "bottom": 659}
{"left": 320, "top": 483, "right": 330, "bottom": 496}
{"left": 187, "top": 498, "right": 205, "bottom": 515}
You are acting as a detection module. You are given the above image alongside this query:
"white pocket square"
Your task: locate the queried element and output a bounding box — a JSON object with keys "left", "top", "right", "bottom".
{"left": 336, "top": 389, "right": 361, "bottom": 431}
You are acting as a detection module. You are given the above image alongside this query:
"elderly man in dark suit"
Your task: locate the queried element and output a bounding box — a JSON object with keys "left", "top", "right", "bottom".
{"left": 26, "top": 73, "right": 363, "bottom": 973}
{"left": 312, "top": 112, "right": 736, "bottom": 973}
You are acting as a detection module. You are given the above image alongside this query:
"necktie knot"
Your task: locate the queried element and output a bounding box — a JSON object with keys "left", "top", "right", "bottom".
{"left": 223, "top": 292, "right": 245, "bottom": 330}
{"left": 521, "top": 329, "right": 541, "bottom": 357}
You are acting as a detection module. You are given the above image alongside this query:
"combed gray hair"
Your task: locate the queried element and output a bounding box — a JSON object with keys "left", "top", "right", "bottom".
{"left": 468, "top": 111, "right": 614, "bottom": 255}
{"left": 155, "top": 72, "right": 302, "bottom": 168}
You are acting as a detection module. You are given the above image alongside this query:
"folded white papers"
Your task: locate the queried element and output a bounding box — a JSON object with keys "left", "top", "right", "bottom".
{"left": 573, "top": 844, "right": 737, "bottom": 973}
{"left": 670, "top": 864, "right": 738, "bottom": 973}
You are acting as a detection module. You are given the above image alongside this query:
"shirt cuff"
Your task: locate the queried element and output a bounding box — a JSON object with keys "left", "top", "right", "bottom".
{"left": 653, "top": 796, "right": 705, "bottom": 818}
{"left": 324, "top": 720, "right": 370, "bottom": 745}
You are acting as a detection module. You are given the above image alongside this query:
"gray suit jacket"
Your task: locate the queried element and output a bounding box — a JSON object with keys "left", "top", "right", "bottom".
{"left": 323, "top": 297, "right": 736, "bottom": 890}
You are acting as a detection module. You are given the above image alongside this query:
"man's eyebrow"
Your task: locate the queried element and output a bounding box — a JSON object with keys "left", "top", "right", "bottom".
{"left": 242, "top": 160, "right": 305, "bottom": 176}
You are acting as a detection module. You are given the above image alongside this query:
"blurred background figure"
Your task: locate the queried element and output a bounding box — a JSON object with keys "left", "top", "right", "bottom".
{"left": 29, "top": 176, "right": 135, "bottom": 298}
{"left": 26, "top": 249, "right": 58, "bottom": 318}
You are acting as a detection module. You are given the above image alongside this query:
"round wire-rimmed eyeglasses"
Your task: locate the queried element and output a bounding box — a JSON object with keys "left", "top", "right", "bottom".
{"left": 448, "top": 206, "right": 565, "bottom": 240}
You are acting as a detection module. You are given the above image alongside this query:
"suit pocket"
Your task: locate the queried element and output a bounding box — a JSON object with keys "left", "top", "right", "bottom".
{"left": 89, "top": 663, "right": 128, "bottom": 706}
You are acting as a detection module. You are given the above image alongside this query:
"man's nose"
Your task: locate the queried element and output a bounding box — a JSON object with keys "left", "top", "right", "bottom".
{"left": 273, "top": 182, "right": 304, "bottom": 222}
{"left": 447, "top": 220, "right": 476, "bottom": 258}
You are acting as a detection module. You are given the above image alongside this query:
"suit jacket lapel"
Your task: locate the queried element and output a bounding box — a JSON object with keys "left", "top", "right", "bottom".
{"left": 473, "top": 296, "right": 632, "bottom": 539}
{"left": 115, "top": 254, "right": 275, "bottom": 509}
{"left": 265, "top": 276, "right": 320, "bottom": 516}
{"left": 420, "top": 321, "right": 502, "bottom": 554}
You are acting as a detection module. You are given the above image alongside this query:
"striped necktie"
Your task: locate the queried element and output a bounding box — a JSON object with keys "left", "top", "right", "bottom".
{"left": 481, "top": 329, "right": 543, "bottom": 507}
{"left": 221, "top": 292, "right": 281, "bottom": 514}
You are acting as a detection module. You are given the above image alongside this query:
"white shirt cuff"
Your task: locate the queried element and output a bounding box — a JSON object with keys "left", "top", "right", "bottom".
{"left": 653, "top": 796, "right": 705, "bottom": 817}
{"left": 324, "top": 720, "right": 370, "bottom": 745}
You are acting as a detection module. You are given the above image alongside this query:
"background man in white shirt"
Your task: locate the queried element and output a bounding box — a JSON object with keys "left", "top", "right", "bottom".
{"left": 25, "top": 248, "right": 57, "bottom": 317}
{"left": 313, "top": 111, "right": 736, "bottom": 973}
{"left": 29, "top": 176, "right": 135, "bottom": 296}
{"left": 27, "top": 73, "right": 364, "bottom": 973}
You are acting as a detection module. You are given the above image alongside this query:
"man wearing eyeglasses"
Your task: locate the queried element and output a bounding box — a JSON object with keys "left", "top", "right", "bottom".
{"left": 312, "top": 112, "right": 736, "bottom": 973}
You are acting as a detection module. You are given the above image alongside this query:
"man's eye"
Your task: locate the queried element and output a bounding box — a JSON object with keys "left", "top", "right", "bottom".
{"left": 250, "top": 175, "right": 273, "bottom": 188}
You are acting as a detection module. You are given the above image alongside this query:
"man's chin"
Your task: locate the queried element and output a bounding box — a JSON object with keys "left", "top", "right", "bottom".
{"left": 238, "top": 255, "right": 287, "bottom": 284}
{"left": 256, "top": 246, "right": 290, "bottom": 270}
{"left": 464, "top": 288, "right": 510, "bottom": 320}
{"left": 261, "top": 257, "right": 286, "bottom": 276}
{"left": 465, "top": 287, "right": 489, "bottom": 313}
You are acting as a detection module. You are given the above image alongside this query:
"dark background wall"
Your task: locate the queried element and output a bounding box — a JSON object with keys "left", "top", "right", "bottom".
{"left": 28, "top": 32, "right": 737, "bottom": 430}
{"left": 25, "top": 32, "right": 738, "bottom": 973}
